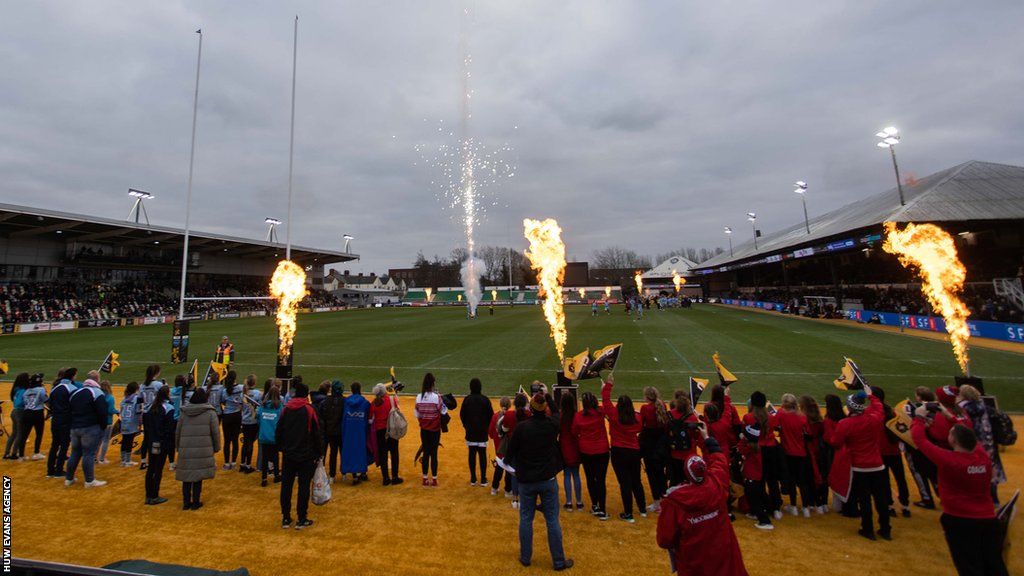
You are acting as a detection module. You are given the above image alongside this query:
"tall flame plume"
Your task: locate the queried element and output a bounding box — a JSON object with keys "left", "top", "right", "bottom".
{"left": 578, "top": 287, "right": 586, "bottom": 299}
{"left": 605, "top": 286, "right": 612, "bottom": 298}
{"left": 882, "top": 222, "right": 971, "bottom": 373}
{"left": 425, "top": 287, "right": 433, "bottom": 302}
{"left": 491, "top": 289, "right": 498, "bottom": 301}
{"left": 634, "top": 271, "right": 643, "bottom": 295}
{"left": 672, "top": 269, "right": 683, "bottom": 293}
{"left": 269, "top": 260, "right": 308, "bottom": 361}
{"left": 524, "top": 218, "right": 568, "bottom": 360}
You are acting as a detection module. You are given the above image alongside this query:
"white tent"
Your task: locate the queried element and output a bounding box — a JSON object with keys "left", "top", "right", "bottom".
{"left": 642, "top": 255, "right": 699, "bottom": 279}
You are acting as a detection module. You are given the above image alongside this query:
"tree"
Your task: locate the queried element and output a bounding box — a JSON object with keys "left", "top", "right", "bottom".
{"left": 591, "top": 246, "right": 651, "bottom": 269}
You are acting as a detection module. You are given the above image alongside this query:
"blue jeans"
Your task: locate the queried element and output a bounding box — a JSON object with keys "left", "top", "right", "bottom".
{"left": 518, "top": 478, "right": 566, "bottom": 568}
{"left": 563, "top": 465, "right": 582, "bottom": 505}
{"left": 66, "top": 425, "right": 103, "bottom": 483}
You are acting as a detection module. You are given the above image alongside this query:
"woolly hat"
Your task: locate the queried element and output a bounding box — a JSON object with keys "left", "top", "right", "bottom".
{"left": 331, "top": 380, "right": 345, "bottom": 396}
{"left": 530, "top": 392, "right": 547, "bottom": 414}
{"left": 750, "top": 391, "right": 767, "bottom": 408}
{"left": 846, "top": 391, "right": 868, "bottom": 414}
{"left": 936, "top": 385, "right": 958, "bottom": 406}
{"left": 685, "top": 455, "right": 707, "bottom": 484}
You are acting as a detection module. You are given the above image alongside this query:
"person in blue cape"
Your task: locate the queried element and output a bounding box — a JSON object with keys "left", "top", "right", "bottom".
{"left": 341, "top": 381, "right": 372, "bottom": 484}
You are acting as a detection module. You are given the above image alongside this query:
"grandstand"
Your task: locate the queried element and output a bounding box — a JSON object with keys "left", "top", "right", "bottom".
{"left": 401, "top": 286, "right": 622, "bottom": 306}
{"left": 0, "top": 202, "right": 358, "bottom": 327}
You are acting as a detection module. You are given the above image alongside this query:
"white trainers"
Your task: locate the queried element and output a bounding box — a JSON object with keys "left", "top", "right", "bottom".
{"left": 169, "top": 463, "right": 176, "bottom": 471}
{"left": 817, "top": 505, "right": 828, "bottom": 515}
{"left": 647, "top": 501, "right": 661, "bottom": 513}
{"left": 512, "top": 501, "right": 520, "bottom": 510}
{"left": 470, "top": 481, "right": 477, "bottom": 487}
{"left": 85, "top": 479, "right": 107, "bottom": 488}
{"left": 786, "top": 505, "right": 799, "bottom": 516}
{"left": 490, "top": 488, "right": 498, "bottom": 496}
{"left": 31, "top": 453, "right": 45, "bottom": 460}
{"left": 773, "top": 510, "right": 783, "bottom": 520}
{"left": 755, "top": 522, "right": 775, "bottom": 531}
{"left": 802, "top": 507, "right": 811, "bottom": 518}
{"left": 64, "top": 478, "right": 75, "bottom": 487}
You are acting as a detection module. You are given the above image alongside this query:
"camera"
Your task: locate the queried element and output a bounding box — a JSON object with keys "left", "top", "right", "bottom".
{"left": 924, "top": 402, "right": 941, "bottom": 414}
{"left": 530, "top": 382, "right": 545, "bottom": 395}
{"left": 684, "top": 421, "right": 702, "bottom": 431}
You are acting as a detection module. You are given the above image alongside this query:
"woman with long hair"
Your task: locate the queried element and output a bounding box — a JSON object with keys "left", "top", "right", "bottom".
{"left": 800, "top": 395, "right": 828, "bottom": 511}
{"left": 371, "top": 383, "right": 402, "bottom": 486}
{"left": 18, "top": 373, "right": 48, "bottom": 461}
{"left": 775, "top": 393, "right": 814, "bottom": 517}
{"left": 96, "top": 380, "right": 118, "bottom": 464}
{"left": 257, "top": 386, "right": 283, "bottom": 487}
{"left": 668, "top": 391, "right": 703, "bottom": 487}
{"left": 139, "top": 364, "right": 164, "bottom": 470}
{"left": 414, "top": 372, "right": 446, "bottom": 487}
{"left": 119, "top": 381, "right": 143, "bottom": 467}
{"left": 559, "top": 392, "right": 582, "bottom": 511}
{"left": 4, "top": 373, "right": 30, "bottom": 460}
{"left": 143, "top": 385, "right": 176, "bottom": 505}
{"left": 503, "top": 393, "right": 530, "bottom": 509}
{"left": 639, "top": 386, "right": 670, "bottom": 512}
{"left": 239, "top": 374, "right": 262, "bottom": 473}
{"left": 572, "top": 391, "right": 610, "bottom": 520}
{"left": 742, "top": 391, "right": 783, "bottom": 520}
{"left": 602, "top": 375, "right": 646, "bottom": 522}
{"left": 489, "top": 396, "right": 513, "bottom": 497}
{"left": 318, "top": 381, "right": 345, "bottom": 482}
{"left": 220, "top": 371, "right": 243, "bottom": 471}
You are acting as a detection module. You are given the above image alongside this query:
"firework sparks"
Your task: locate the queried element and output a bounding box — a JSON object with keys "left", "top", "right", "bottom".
{"left": 269, "top": 260, "right": 308, "bottom": 362}
{"left": 882, "top": 222, "right": 972, "bottom": 373}
{"left": 524, "top": 218, "right": 568, "bottom": 360}
{"left": 634, "top": 271, "right": 643, "bottom": 295}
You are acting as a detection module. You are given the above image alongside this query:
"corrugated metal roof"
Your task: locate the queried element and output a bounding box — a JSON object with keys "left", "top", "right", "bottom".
{"left": 696, "top": 160, "right": 1024, "bottom": 270}
{"left": 643, "top": 255, "right": 700, "bottom": 278}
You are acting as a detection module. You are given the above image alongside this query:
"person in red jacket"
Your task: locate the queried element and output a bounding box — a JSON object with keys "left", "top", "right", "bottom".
{"left": 572, "top": 391, "right": 610, "bottom": 520}
{"left": 872, "top": 386, "right": 910, "bottom": 518}
{"left": 911, "top": 409, "right": 1008, "bottom": 576}
{"left": 602, "top": 376, "right": 646, "bottom": 522}
{"left": 828, "top": 388, "right": 891, "bottom": 540}
{"left": 489, "top": 396, "right": 513, "bottom": 497}
{"left": 657, "top": 425, "right": 750, "bottom": 576}
{"left": 559, "top": 393, "right": 583, "bottom": 512}
{"left": 738, "top": 424, "right": 773, "bottom": 530}
{"left": 774, "top": 393, "right": 815, "bottom": 518}
{"left": 799, "top": 395, "right": 828, "bottom": 513}
{"left": 668, "top": 391, "right": 703, "bottom": 487}
{"left": 743, "top": 391, "right": 783, "bottom": 519}
{"left": 640, "top": 386, "right": 670, "bottom": 512}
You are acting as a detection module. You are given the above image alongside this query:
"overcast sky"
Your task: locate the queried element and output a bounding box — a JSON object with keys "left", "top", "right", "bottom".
{"left": 2, "top": 1, "right": 1023, "bottom": 273}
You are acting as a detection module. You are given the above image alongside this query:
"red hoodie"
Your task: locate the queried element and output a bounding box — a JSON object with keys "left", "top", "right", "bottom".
{"left": 738, "top": 437, "right": 762, "bottom": 482}
{"left": 572, "top": 409, "right": 609, "bottom": 455}
{"left": 774, "top": 409, "right": 808, "bottom": 457}
{"left": 640, "top": 401, "right": 667, "bottom": 431}
{"left": 828, "top": 395, "right": 884, "bottom": 471}
{"left": 926, "top": 410, "right": 973, "bottom": 450}
{"left": 911, "top": 419, "right": 995, "bottom": 519}
{"left": 657, "top": 450, "right": 750, "bottom": 576}
{"left": 487, "top": 410, "right": 503, "bottom": 451}
{"left": 670, "top": 409, "right": 704, "bottom": 462}
{"left": 602, "top": 382, "right": 641, "bottom": 450}
{"left": 559, "top": 415, "right": 581, "bottom": 467}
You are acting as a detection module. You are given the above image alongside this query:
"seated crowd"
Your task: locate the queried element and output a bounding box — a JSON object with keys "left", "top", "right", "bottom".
{"left": 3, "top": 361, "right": 1013, "bottom": 574}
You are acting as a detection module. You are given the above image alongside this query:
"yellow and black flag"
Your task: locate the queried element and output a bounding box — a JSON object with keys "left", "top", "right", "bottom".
{"left": 689, "top": 377, "right": 709, "bottom": 405}
{"left": 834, "top": 357, "right": 867, "bottom": 390}
{"left": 584, "top": 343, "right": 623, "bottom": 379}
{"left": 562, "top": 349, "right": 592, "bottom": 381}
{"left": 886, "top": 399, "right": 916, "bottom": 448}
{"left": 0, "top": 359, "right": 8, "bottom": 375}
{"left": 210, "top": 361, "right": 229, "bottom": 382}
{"left": 99, "top": 351, "right": 121, "bottom": 374}
{"left": 712, "top": 352, "right": 737, "bottom": 387}
{"left": 390, "top": 366, "right": 398, "bottom": 384}
{"left": 189, "top": 359, "right": 199, "bottom": 386}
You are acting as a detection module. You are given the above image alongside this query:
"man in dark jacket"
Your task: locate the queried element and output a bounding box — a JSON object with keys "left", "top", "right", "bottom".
{"left": 459, "top": 378, "right": 494, "bottom": 486}
{"left": 64, "top": 371, "right": 108, "bottom": 488}
{"left": 276, "top": 380, "right": 322, "bottom": 529}
{"left": 506, "top": 392, "right": 573, "bottom": 571}
{"left": 46, "top": 367, "right": 79, "bottom": 477}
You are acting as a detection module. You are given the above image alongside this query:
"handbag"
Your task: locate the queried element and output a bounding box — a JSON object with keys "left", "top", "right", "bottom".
{"left": 312, "top": 460, "right": 332, "bottom": 505}
{"left": 386, "top": 395, "right": 408, "bottom": 440}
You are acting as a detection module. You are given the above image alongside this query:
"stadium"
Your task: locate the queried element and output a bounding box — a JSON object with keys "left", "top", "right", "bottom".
{"left": 3, "top": 4, "right": 1024, "bottom": 576}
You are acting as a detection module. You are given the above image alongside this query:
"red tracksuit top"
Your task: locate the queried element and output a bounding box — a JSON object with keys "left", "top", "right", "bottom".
{"left": 911, "top": 419, "right": 995, "bottom": 519}
{"left": 602, "top": 382, "right": 641, "bottom": 450}
{"left": 926, "top": 410, "right": 973, "bottom": 450}
{"left": 775, "top": 410, "right": 808, "bottom": 457}
{"left": 657, "top": 450, "right": 750, "bottom": 576}
{"left": 572, "top": 409, "right": 609, "bottom": 455}
{"left": 828, "top": 395, "right": 885, "bottom": 471}
{"left": 670, "top": 409, "right": 704, "bottom": 462}
{"left": 738, "top": 438, "right": 762, "bottom": 482}
{"left": 743, "top": 412, "right": 778, "bottom": 448}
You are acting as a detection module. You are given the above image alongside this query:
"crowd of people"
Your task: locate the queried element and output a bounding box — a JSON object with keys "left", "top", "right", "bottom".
{"left": 1, "top": 364, "right": 1014, "bottom": 575}
{"left": 0, "top": 280, "right": 344, "bottom": 324}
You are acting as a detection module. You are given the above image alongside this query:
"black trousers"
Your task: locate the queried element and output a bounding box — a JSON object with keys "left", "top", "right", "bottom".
{"left": 940, "top": 514, "right": 1008, "bottom": 576}
{"left": 20, "top": 410, "right": 45, "bottom": 456}
{"left": 280, "top": 457, "right": 316, "bottom": 522}
{"left": 908, "top": 447, "right": 937, "bottom": 503}
{"left": 261, "top": 443, "right": 280, "bottom": 481}
{"left": 376, "top": 429, "right": 399, "bottom": 481}
{"left": 120, "top": 432, "right": 138, "bottom": 460}
{"left": 468, "top": 445, "right": 488, "bottom": 484}
{"left": 883, "top": 454, "right": 910, "bottom": 508}
{"left": 182, "top": 480, "right": 203, "bottom": 506}
{"left": 639, "top": 430, "right": 667, "bottom": 501}
{"left": 610, "top": 447, "right": 646, "bottom": 516}
{"left": 785, "top": 454, "right": 815, "bottom": 508}
{"left": 325, "top": 434, "right": 342, "bottom": 477}
{"left": 47, "top": 422, "right": 71, "bottom": 476}
{"left": 420, "top": 429, "right": 441, "bottom": 477}
{"left": 145, "top": 451, "right": 168, "bottom": 499}
{"left": 492, "top": 463, "right": 512, "bottom": 492}
{"left": 221, "top": 412, "right": 242, "bottom": 464}
{"left": 580, "top": 452, "right": 609, "bottom": 512}
{"left": 745, "top": 478, "right": 771, "bottom": 524}
{"left": 240, "top": 423, "right": 258, "bottom": 467}
{"left": 851, "top": 469, "right": 891, "bottom": 535}
{"left": 761, "top": 446, "right": 785, "bottom": 512}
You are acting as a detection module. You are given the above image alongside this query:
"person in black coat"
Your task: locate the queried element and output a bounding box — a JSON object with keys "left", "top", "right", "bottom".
{"left": 143, "top": 385, "right": 177, "bottom": 505}
{"left": 277, "top": 380, "right": 323, "bottom": 529}
{"left": 460, "top": 378, "right": 495, "bottom": 486}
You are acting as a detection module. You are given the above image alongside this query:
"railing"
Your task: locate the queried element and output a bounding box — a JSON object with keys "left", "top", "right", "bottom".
{"left": 994, "top": 277, "right": 1024, "bottom": 312}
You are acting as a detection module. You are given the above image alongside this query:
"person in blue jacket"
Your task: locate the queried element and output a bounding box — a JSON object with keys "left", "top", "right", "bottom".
{"left": 143, "top": 385, "right": 177, "bottom": 505}
{"left": 18, "top": 373, "right": 47, "bottom": 460}
{"left": 257, "top": 386, "right": 284, "bottom": 487}
{"left": 46, "top": 367, "right": 81, "bottom": 477}
{"left": 221, "top": 371, "right": 243, "bottom": 471}
{"left": 119, "top": 382, "right": 143, "bottom": 466}
{"left": 4, "top": 373, "right": 29, "bottom": 460}
{"left": 97, "top": 380, "right": 118, "bottom": 464}
{"left": 341, "top": 381, "right": 371, "bottom": 484}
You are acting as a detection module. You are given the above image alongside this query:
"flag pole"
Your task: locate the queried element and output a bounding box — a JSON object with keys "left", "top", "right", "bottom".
{"left": 178, "top": 29, "right": 203, "bottom": 319}
{"left": 285, "top": 15, "right": 298, "bottom": 261}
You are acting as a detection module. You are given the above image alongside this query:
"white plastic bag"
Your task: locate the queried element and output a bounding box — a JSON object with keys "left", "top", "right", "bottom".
{"left": 312, "top": 460, "right": 332, "bottom": 506}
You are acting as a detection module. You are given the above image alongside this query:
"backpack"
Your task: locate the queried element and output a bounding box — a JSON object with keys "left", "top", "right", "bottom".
{"left": 988, "top": 405, "right": 1017, "bottom": 446}
{"left": 668, "top": 413, "right": 693, "bottom": 452}
{"left": 386, "top": 396, "right": 408, "bottom": 441}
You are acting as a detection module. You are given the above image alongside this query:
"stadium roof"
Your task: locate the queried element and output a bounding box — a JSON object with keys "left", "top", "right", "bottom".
{"left": 0, "top": 201, "right": 358, "bottom": 265}
{"left": 696, "top": 160, "right": 1024, "bottom": 270}
{"left": 643, "top": 255, "right": 700, "bottom": 278}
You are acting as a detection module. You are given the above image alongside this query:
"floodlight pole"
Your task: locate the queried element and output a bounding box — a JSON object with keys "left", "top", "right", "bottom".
{"left": 178, "top": 29, "right": 202, "bottom": 319}
{"left": 889, "top": 146, "right": 905, "bottom": 206}
{"left": 285, "top": 15, "right": 298, "bottom": 262}
{"left": 728, "top": 235, "right": 733, "bottom": 256}
{"left": 128, "top": 196, "right": 151, "bottom": 225}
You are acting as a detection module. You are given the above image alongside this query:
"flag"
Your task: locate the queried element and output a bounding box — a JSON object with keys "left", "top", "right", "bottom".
{"left": 562, "top": 349, "right": 591, "bottom": 381}
{"left": 712, "top": 352, "right": 737, "bottom": 387}
{"left": 210, "top": 361, "right": 228, "bottom": 382}
{"left": 584, "top": 343, "right": 623, "bottom": 378}
{"left": 517, "top": 384, "right": 528, "bottom": 397}
{"left": 0, "top": 359, "right": 8, "bottom": 375}
{"left": 885, "top": 399, "right": 916, "bottom": 448}
{"left": 202, "top": 362, "right": 215, "bottom": 386}
{"left": 99, "top": 351, "right": 120, "bottom": 374}
{"left": 390, "top": 366, "right": 397, "bottom": 384}
{"left": 998, "top": 490, "right": 1019, "bottom": 569}
{"left": 689, "top": 377, "right": 709, "bottom": 405}
{"left": 833, "top": 357, "right": 867, "bottom": 390}
{"left": 189, "top": 359, "right": 199, "bottom": 386}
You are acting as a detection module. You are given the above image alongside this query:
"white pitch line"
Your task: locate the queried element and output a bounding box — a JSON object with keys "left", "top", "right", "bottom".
{"left": 418, "top": 351, "right": 457, "bottom": 368}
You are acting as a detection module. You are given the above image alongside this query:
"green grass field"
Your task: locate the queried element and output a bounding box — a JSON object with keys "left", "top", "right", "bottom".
{"left": 3, "top": 304, "right": 1023, "bottom": 409}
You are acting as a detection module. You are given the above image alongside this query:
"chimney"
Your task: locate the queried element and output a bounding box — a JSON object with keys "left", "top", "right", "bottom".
{"left": 343, "top": 270, "right": 350, "bottom": 276}
{"left": 358, "top": 272, "right": 363, "bottom": 277}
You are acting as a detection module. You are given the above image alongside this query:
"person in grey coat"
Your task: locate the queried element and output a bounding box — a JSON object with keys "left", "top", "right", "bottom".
{"left": 175, "top": 388, "right": 221, "bottom": 510}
